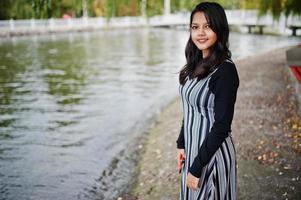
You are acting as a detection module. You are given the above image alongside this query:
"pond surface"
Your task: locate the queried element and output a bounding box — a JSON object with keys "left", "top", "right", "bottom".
{"left": 0, "top": 28, "right": 299, "bottom": 200}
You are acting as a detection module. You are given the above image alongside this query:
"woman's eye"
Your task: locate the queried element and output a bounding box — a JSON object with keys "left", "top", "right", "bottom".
{"left": 191, "top": 26, "right": 198, "bottom": 30}
{"left": 204, "top": 25, "right": 210, "bottom": 29}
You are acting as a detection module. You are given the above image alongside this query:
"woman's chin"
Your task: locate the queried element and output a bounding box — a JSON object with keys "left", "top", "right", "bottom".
{"left": 196, "top": 46, "right": 208, "bottom": 52}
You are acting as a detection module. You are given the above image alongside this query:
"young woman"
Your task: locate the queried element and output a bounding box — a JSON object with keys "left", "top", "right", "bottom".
{"left": 176, "top": 2, "right": 239, "bottom": 200}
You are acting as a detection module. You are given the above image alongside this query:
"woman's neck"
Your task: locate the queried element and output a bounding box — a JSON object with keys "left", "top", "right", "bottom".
{"left": 202, "top": 50, "right": 209, "bottom": 58}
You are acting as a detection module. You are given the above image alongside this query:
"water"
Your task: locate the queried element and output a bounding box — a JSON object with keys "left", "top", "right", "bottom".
{"left": 0, "top": 29, "right": 299, "bottom": 200}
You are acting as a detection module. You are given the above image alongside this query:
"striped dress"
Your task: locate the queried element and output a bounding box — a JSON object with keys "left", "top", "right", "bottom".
{"left": 178, "top": 60, "right": 239, "bottom": 200}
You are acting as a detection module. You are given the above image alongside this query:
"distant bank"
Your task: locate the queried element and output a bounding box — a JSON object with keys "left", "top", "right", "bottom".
{"left": 0, "top": 10, "right": 300, "bottom": 37}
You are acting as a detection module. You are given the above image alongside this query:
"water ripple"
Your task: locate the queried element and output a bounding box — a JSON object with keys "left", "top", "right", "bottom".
{"left": 0, "top": 29, "right": 299, "bottom": 200}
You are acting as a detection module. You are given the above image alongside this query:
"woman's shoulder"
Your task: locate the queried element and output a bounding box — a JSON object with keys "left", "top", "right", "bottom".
{"left": 218, "top": 58, "right": 236, "bottom": 72}
{"left": 209, "top": 58, "right": 239, "bottom": 87}
{"left": 213, "top": 59, "right": 238, "bottom": 77}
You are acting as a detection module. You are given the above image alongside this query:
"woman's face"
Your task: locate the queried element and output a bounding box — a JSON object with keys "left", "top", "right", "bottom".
{"left": 191, "top": 12, "right": 217, "bottom": 58}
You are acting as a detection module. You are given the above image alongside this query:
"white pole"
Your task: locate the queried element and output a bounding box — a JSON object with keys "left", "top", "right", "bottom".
{"left": 30, "top": 18, "right": 36, "bottom": 29}
{"left": 82, "top": 0, "right": 88, "bottom": 18}
{"left": 49, "top": 18, "right": 54, "bottom": 31}
{"left": 164, "top": 0, "right": 171, "bottom": 16}
{"left": 141, "top": 0, "right": 147, "bottom": 18}
{"left": 9, "top": 19, "right": 15, "bottom": 31}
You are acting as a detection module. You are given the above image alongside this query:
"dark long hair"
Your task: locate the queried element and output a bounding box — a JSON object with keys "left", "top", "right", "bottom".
{"left": 179, "top": 2, "right": 231, "bottom": 85}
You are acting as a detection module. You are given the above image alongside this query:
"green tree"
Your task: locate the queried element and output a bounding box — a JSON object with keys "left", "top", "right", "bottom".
{"left": 258, "top": 0, "right": 301, "bottom": 20}
{"left": 32, "top": 0, "right": 53, "bottom": 18}
{"left": 0, "top": 0, "right": 34, "bottom": 19}
{"left": 0, "top": 0, "right": 13, "bottom": 19}
{"left": 171, "top": 0, "right": 243, "bottom": 13}
{"left": 93, "top": 0, "right": 139, "bottom": 18}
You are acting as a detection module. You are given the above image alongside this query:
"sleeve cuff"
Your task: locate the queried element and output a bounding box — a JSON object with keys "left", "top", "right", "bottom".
{"left": 176, "top": 142, "right": 185, "bottom": 149}
{"left": 189, "top": 157, "right": 203, "bottom": 178}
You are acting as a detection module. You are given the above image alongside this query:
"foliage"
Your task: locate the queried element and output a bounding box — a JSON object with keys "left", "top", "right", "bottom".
{"left": 0, "top": 0, "right": 300, "bottom": 20}
{"left": 258, "top": 0, "right": 301, "bottom": 20}
{"left": 146, "top": 0, "right": 164, "bottom": 16}
{"left": 0, "top": 0, "right": 94, "bottom": 19}
{"left": 0, "top": 0, "right": 34, "bottom": 19}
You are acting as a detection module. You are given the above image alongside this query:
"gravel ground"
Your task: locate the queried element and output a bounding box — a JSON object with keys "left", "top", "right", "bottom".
{"left": 120, "top": 47, "right": 301, "bottom": 200}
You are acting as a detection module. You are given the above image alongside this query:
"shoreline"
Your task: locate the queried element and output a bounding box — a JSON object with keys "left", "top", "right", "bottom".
{"left": 0, "top": 27, "right": 296, "bottom": 39}
{"left": 119, "top": 47, "right": 301, "bottom": 199}
{"left": 89, "top": 96, "right": 179, "bottom": 200}
{"left": 1, "top": 11, "right": 300, "bottom": 38}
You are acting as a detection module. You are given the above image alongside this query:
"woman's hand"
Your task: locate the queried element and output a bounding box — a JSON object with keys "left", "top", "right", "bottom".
{"left": 186, "top": 172, "right": 200, "bottom": 191}
{"left": 177, "top": 149, "right": 185, "bottom": 173}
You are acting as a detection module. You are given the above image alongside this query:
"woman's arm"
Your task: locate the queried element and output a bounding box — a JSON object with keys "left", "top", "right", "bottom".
{"left": 177, "top": 119, "right": 185, "bottom": 172}
{"left": 189, "top": 62, "right": 239, "bottom": 178}
{"left": 176, "top": 118, "right": 185, "bottom": 149}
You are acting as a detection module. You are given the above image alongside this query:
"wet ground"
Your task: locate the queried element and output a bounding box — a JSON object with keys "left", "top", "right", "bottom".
{"left": 119, "top": 47, "right": 301, "bottom": 200}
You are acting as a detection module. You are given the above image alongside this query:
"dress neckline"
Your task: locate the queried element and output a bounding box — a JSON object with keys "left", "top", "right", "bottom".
{"left": 186, "top": 58, "right": 233, "bottom": 82}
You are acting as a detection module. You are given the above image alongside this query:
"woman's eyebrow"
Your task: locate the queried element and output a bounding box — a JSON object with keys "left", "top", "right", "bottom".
{"left": 191, "top": 22, "right": 209, "bottom": 25}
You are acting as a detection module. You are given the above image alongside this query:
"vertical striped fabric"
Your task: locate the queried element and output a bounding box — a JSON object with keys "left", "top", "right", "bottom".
{"left": 179, "top": 68, "right": 237, "bottom": 200}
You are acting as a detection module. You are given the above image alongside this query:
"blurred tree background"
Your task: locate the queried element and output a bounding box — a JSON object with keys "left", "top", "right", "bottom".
{"left": 0, "top": 0, "right": 300, "bottom": 20}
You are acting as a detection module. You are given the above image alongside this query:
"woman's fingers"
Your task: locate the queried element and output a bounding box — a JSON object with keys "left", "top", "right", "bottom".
{"left": 177, "top": 157, "right": 181, "bottom": 171}
{"left": 177, "top": 149, "right": 185, "bottom": 171}
{"left": 186, "top": 173, "right": 200, "bottom": 190}
{"left": 177, "top": 152, "right": 181, "bottom": 170}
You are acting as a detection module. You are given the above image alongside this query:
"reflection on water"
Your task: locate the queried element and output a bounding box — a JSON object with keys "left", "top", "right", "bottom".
{"left": 0, "top": 29, "right": 299, "bottom": 200}
{"left": 0, "top": 29, "right": 187, "bottom": 200}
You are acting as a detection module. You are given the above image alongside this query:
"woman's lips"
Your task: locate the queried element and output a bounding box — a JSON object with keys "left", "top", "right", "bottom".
{"left": 197, "top": 39, "right": 208, "bottom": 43}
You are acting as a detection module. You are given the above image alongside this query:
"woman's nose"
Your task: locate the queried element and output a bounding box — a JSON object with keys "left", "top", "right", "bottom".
{"left": 197, "top": 27, "right": 205, "bottom": 35}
